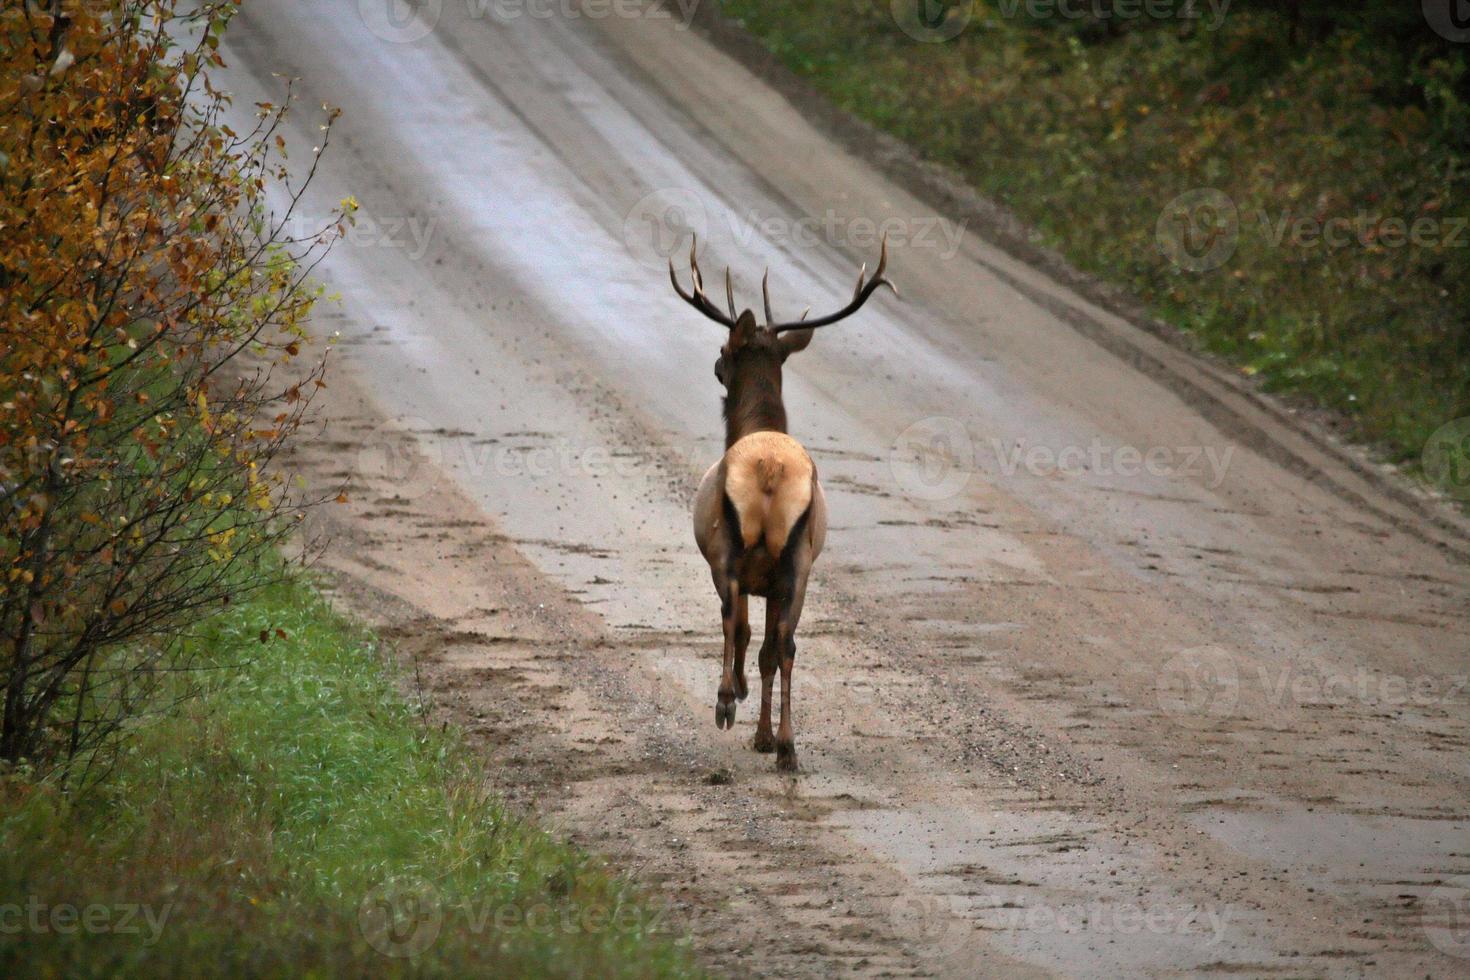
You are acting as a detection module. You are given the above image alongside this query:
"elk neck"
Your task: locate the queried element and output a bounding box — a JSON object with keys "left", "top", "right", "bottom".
{"left": 723, "top": 354, "right": 788, "bottom": 449}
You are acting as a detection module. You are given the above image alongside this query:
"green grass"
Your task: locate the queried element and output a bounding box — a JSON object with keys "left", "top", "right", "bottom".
{"left": 0, "top": 575, "right": 702, "bottom": 979}
{"left": 719, "top": 0, "right": 1470, "bottom": 487}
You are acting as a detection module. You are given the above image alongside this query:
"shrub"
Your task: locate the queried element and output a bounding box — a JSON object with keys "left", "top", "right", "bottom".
{"left": 0, "top": 0, "right": 347, "bottom": 777}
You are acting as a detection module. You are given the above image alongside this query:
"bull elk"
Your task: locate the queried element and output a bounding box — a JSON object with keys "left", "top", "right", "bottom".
{"left": 671, "top": 236, "right": 897, "bottom": 771}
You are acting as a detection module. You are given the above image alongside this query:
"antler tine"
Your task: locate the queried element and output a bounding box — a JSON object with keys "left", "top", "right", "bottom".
{"left": 725, "top": 267, "right": 736, "bottom": 320}
{"left": 688, "top": 235, "right": 705, "bottom": 292}
{"left": 762, "top": 268, "right": 773, "bottom": 324}
{"left": 689, "top": 237, "right": 718, "bottom": 309}
{"left": 874, "top": 231, "right": 898, "bottom": 297}
{"left": 669, "top": 252, "right": 697, "bottom": 305}
{"left": 669, "top": 234, "right": 738, "bottom": 329}
{"left": 768, "top": 232, "right": 899, "bottom": 334}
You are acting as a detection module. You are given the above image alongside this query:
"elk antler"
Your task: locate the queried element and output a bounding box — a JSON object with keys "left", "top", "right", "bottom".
{"left": 671, "top": 233, "right": 898, "bottom": 332}
{"left": 669, "top": 235, "right": 738, "bottom": 329}
{"left": 768, "top": 233, "right": 898, "bottom": 334}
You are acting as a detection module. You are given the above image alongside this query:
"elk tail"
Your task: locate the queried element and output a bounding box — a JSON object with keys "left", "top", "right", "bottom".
{"left": 754, "top": 457, "right": 785, "bottom": 495}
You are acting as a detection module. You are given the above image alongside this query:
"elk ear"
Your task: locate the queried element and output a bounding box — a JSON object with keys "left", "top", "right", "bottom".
{"left": 778, "top": 326, "right": 815, "bottom": 357}
{"left": 731, "top": 309, "right": 759, "bottom": 347}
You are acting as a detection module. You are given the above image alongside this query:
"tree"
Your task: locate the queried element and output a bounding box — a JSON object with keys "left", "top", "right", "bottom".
{"left": 0, "top": 0, "right": 346, "bottom": 777}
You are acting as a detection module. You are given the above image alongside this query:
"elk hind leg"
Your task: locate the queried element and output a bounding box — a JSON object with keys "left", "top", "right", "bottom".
{"left": 773, "top": 522, "right": 814, "bottom": 772}
{"left": 753, "top": 599, "right": 780, "bottom": 753}
{"left": 731, "top": 592, "right": 750, "bottom": 702}
{"left": 715, "top": 578, "right": 742, "bottom": 730}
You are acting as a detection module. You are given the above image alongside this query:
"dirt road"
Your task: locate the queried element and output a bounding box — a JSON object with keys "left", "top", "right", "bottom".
{"left": 227, "top": 2, "right": 1470, "bottom": 975}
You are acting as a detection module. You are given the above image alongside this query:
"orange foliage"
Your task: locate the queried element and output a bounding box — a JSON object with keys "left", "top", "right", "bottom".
{"left": 0, "top": 0, "right": 342, "bottom": 770}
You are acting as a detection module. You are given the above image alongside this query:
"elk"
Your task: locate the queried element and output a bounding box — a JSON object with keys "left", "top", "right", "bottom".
{"left": 671, "top": 235, "right": 897, "bottom": 771}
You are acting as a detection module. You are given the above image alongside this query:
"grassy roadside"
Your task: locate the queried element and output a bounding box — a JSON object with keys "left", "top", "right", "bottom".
{"left": 0, "top": 572, "right": 701, "bottom": 979}
{"left": 717, "top": 1, "right": 1469, "bottom": 486}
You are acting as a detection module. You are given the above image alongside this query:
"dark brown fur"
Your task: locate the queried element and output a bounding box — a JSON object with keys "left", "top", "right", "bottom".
{"left": 720, "top": 340, "right": 789, "bottom": 448}
{"left": 698, "top": 314, "right": 823, "bottom": 770}
{"left": 676, "top": 239, "right": 896, "bottom": 772}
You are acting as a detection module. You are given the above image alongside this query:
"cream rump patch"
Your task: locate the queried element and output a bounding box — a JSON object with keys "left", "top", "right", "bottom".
{"left": 723, "top": 431, "right": 815, "bottom": 556}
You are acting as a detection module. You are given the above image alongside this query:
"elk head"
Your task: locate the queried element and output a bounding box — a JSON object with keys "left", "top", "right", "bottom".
{"left": 670, "top": 235, "right": 898, "bottom": 447}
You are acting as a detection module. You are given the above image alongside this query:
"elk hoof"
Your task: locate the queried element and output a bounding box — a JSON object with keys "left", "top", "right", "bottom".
{"left": 775, "top": 741, "right": 798, "bottom": 772}
{"left": 734, "top": 674, "right": 749, "bottom": 701}
{"left": 715, "top": 699, "right": 736, "bottom": 730}
{"left": 752, "top": 729, "right": 776, "bottom": 753}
